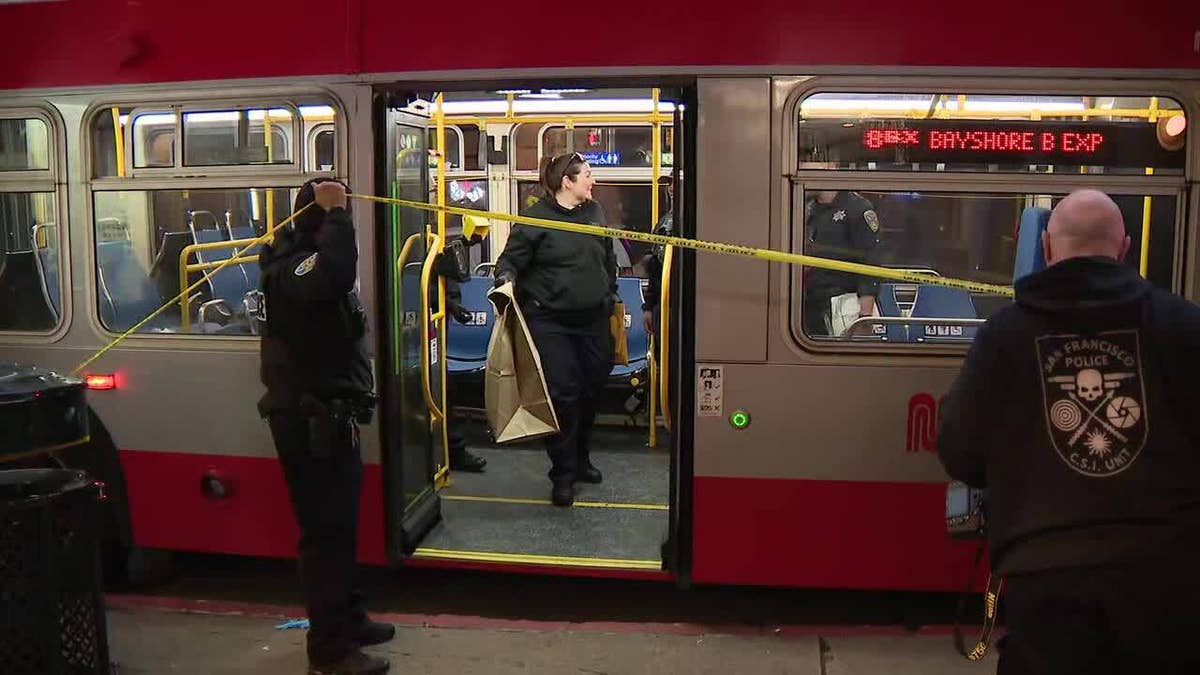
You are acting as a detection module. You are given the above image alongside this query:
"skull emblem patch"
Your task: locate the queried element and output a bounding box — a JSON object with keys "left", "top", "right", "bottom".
{"left": 1036, "top": 330, "right": 1148, "bottom": 477}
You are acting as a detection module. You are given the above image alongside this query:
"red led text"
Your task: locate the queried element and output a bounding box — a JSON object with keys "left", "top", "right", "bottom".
{"left": 863, "top": 128, "right": 1107, "bottom": 156}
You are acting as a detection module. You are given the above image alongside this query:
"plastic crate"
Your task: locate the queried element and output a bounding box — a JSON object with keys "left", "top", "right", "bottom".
{"left": 0, "top": 469, "right": 109, "bottom": 675}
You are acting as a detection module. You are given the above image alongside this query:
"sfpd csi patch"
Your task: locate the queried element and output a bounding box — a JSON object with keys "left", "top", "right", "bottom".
{"left": 294, "top": 253, "right": 318, "bottom": 276}
{"left": 1036, "top": 330, "right": 1148, "bottom": 478}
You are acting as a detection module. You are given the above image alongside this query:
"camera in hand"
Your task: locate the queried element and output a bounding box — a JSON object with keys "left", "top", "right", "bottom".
{"left": 946, "top": 481, "right": 987, "bottom": 539}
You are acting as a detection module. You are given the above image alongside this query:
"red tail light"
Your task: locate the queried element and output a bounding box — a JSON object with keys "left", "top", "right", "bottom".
{"left": 85, "top": 374, "right": 117, "bottom": 390}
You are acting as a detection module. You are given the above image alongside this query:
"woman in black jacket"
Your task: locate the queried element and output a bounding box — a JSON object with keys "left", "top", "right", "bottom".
{"left": 494, "top": 152, "right": 617, "bottom": 506}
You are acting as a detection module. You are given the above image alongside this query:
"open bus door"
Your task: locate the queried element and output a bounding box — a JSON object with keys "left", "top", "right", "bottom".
{"left": 378, "top": 103, "right": 445, "bottom": 560}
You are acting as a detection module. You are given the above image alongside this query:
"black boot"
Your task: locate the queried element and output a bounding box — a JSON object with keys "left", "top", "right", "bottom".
{"left": 450, "top": 448, "right": 487, "bottom": 472}
{"left": 308, "top": 649, "right": 390, "bottom": 674}
{"left": 352, "top": 619, "right": 395, "bottom": 647}
{"left": 576, "top": 463, "right": 602, "bottom": 484}
{"left": 551, "top": 480, "right": 575, "bottom": 507}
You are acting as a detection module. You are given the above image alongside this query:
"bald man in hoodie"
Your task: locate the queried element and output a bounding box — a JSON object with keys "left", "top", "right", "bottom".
{"left": 938, "top": 189, "right": 1200, "bottom": 675}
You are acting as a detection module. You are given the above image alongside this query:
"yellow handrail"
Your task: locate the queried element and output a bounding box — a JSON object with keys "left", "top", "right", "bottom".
{"left": 111, "top": 108, "right": 126, "bottom": 178}
{"left": 659, "top": 244, "right": 674, "bottom": 432}
{"left": 179, "top": 237, "right": 262, "bottom": 332}
{"left": 648, "top": 89, "right": 663, "bottom": 444}
{"left": 438, "top": 113, "right": 673, "bottom": 129}
{"left": 434, "top": 94, "right": 452, "bottom": 487}
{"left": 420, "top": 233, "right": 445, "bottom": 422}
{"left": 647, "top": 335, "right": 658, "bottom": 448}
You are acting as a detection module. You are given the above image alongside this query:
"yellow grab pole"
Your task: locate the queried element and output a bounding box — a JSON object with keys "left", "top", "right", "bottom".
{"left": 648, "top": 88, "right": 662, "bottom": 447}
{"left": 420, "top": 233, "right": 446, "bottom": 423}
{"left": 659, "top": 245, "right": 674, "bottom": 432}
{"left": 1140, "top": 168, "right": 1154, "bottom": 278}
{"left": 647, "top": 336, "right": 658, "bottom": 448}
{"left": 434, "top": 94, "right": 452, "bottom": 486}
{"left": 111, "top": 108, "right": 126, "bottom": 178}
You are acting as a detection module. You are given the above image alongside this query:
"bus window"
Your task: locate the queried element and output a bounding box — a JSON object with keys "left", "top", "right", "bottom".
{"left": 515, "top": 124, "right": 674, "bottom": 171}
{"left": 0, "top": 112, "right": 60, "bottom": 333}
{"left": 91, "top": 187, "right": 293, "bottom": 335}
{"left": 182, "top": 107, "right": 293, "bottom": 167}
{"left": 0, "top": 118, "right": 49, "bottom": 171}
{"left": 0, "top": 192, "right": 59, "bottom": 331}
{"left": 567, "top": 125, "right": 674, "bottom": 168}
{"left": 427, "top": 126, "right": 463, "bottom": 170}
{"left": 792, "top": 189, "right": 1178, "bottom": 344}
{"left": 514, "top": 124, "right": 567, "bottom": 172}
{"left": 311, "top": 127, "right": 335, "bottom": 172}
{"left": 436, "top": 178, "right": 490, "bottom": 268}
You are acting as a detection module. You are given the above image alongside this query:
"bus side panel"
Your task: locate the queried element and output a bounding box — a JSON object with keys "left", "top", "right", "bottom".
{"left": 117, "top": 449, "right": 389, "bottom": 565}
{"left": 691, "top": 477, "right": 983, "bottom": 590}
{"left": 688, "top": 362, "right": 985, "bottom": 590}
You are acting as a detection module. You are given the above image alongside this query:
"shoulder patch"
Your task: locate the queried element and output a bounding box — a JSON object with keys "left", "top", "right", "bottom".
{"left": 294, "top": 253, "right": 318, "bottom": 277}
{"left": 864, "top": 210, "right": 880, "bottom": 232}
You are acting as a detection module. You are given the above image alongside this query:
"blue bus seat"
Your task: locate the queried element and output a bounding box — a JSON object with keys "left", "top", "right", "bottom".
{"left": 190, "top": 228, "right": 252, "bottom": 312}
{"left": 31, "top": 225, "right": 60, "bottom": 321}
{"left": 446, "top": 277, "right": 494, "bottom": 376}
{"left": 910, "top": 284, "right": 978, "bottom": 342}
{"left": 96, "top": 240, "right": 170, "bottom": 332}
{"left": 228, "top": 225, "right": 262, "bottom": 289}
{"left": 872, "top": 283, "right": 907, "bottom": 342}
{"left": 1014, "top": 206, "right": 1051, "bottom": 282}
{"left": 610, "top": 277, "right": 649, "bottom": 382}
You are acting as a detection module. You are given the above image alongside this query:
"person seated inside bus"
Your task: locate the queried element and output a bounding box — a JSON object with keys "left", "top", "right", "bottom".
{"left": 801, "top": 190, "right": 881, "bottom": 338}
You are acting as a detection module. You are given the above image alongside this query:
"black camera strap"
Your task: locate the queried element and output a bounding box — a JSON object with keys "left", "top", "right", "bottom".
{"left": 954, "top": 540, "right": 1005, "bottom": 661}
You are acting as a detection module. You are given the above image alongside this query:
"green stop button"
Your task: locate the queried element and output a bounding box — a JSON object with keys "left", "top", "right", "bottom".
{"left": 729, "top": 410, "right": 751, "bottom": 430}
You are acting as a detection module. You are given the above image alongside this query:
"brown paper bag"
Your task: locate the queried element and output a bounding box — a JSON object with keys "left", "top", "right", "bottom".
{"left": 484, "top": 282, "right": 559, "bottom": 443}
{"left": 611, "top": 300, "right": 629, "bottom": 365}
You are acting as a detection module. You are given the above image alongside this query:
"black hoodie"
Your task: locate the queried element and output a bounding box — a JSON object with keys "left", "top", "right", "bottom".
{"left": 938, "top": 256, "right": 1200, "bottom": 574}
{"left": 257, "top": 202, "right": 372, "bottom": 412}
{"left": 494, "top": 198, "right": 617, "bottom": 322}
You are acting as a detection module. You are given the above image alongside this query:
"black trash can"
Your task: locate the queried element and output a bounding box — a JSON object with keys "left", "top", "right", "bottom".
{"left": 0, "top": 469, "right": 110, "bottom": 675}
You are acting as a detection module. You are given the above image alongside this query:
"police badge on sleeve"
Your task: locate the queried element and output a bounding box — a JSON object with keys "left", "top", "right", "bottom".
{"left": 1036, "top": 330, "right": 1148, "bottom": 477}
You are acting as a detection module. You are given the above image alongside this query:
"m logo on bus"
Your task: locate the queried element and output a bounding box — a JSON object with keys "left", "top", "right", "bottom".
{"left": 1036, "top": 330, "right": 1148, "bottom": 477}
{"left": 906, "top": 393, "right": 944, "bottom": 454}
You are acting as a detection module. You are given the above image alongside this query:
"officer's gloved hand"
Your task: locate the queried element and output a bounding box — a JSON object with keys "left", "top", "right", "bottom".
{"left": 493, "top": 271, "right": 515, "bottom": 289}
{"left": 449, "top": 302, "right": 472, "bottom": 325}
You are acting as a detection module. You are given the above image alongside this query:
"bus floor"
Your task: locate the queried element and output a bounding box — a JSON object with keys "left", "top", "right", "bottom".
{"left": 414, "top": 420, "right": 670, "bottom": 570}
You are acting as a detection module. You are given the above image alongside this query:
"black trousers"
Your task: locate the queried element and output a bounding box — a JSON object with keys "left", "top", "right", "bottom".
{"left": 527, "top": 312, "right": 613, "bottom": 483}
{"left": 446, "top": 374, "right": 466, "bottom": 456}
{"left": 802, "top": 287, "right": 835, "bottom": 337}
{"left": 268, "top": 411, "right": 367, "bottom": 664}
{"left": 997, "top": 555, "right": 1200, "bottom": 675}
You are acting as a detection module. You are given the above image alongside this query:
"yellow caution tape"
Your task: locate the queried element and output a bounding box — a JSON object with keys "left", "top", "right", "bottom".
{"left": 72, "top": 192, "right": 1013, "bottom": 374}
{"left": 353, "top": 194, "right": 1015, "bottom": 297}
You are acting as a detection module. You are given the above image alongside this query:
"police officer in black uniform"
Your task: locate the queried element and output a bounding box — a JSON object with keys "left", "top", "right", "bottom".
{"left": 495, "top": 152, "right": 617, "bottom": 506}
{"left": 257, "top": 178, "right": 392, "bottom": 675}
{"left": 938, "top": 189, "right": 1200, "bottom": 675}
{"left": 433, "top": 238, "right": 486, "bottom": 472}
{"left": 802, "top": 190, "right": 881, "bottom": 337}
{"left": 641, "top": 180, "right": 674, "bottom": 337}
